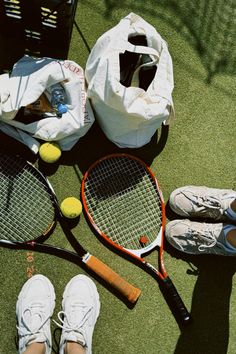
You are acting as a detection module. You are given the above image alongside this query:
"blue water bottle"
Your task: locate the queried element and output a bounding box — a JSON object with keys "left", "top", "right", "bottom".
{"left": 49, "top": 83, "right": 68, "bottom": 117}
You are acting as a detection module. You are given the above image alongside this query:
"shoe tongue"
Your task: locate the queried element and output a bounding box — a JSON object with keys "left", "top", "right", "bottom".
{"left": 68, "top": 310, "right": 84, "bottom": 327}
{"left": 67, "top": 303, "right": 90, "bottom": 327}
{"left": 27, "top": 333, "right": 47, "bottom": 345}
{"left": 66, "top": 332, "right": 86, "bottom": 347}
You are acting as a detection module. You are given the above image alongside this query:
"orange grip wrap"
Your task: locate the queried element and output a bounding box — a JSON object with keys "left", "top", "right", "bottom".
{"left": 85, "top": 255, "right": 141, "bottom": 303}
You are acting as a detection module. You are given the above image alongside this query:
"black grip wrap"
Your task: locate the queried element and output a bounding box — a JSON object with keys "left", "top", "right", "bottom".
{"left": 163, "top": 276, "right": 192, "bottom": 325}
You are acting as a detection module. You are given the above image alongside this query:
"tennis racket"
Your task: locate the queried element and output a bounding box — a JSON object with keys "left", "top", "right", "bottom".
{"left": 81, "top": 153, "right": 191, "bottom": 324}
{"left": 0, "top": 150, "right": 141, "bottom": 303}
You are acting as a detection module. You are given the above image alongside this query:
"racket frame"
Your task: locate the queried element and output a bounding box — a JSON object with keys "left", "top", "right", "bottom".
{"left": 81, "top": 153, "right": 168, "bottom": 279}
{"left": 81, "top": 153, "right": 192, "bottom": 324}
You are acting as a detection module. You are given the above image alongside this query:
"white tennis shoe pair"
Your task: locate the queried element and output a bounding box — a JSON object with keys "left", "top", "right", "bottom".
{"left": 165, "top": 186, "right": 236, "bottom": 255}
{"left": 16, "top": 274, "right": 100, "bottom": 354}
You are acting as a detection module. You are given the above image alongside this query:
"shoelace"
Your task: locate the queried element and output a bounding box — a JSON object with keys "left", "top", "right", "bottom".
{"left": 17, "top": 302, "right": 49, "bottom": 339}
{"left": 53, "top": 303, "right": 93, "bottom": 343}
{"left": 189, "top": 225, "right": 218, "bottom": 252}
{"left": 185, "top": 192, "right": 223, "bottom": 217}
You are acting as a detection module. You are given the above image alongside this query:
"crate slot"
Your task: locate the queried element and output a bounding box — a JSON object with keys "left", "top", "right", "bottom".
{"left": 4, "top": 0, "right": 21, "bottom": 19}
{"left": 25, "top": 29, "right": 41, "bottom": 41}
{"left": 41, "top": 7, "right": 58, "bottom": 28}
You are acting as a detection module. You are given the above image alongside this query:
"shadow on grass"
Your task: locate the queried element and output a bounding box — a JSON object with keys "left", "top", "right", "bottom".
{"left": 0, "top": 131, "right": 38, "bottom": 163}
{"left": 165, "top": 204, "right": 236, "bottom": 354}
{"left": 167, "top": 245, "right": 236, "bottom": 354}
{"left": 58, "top": 121, "right": 169, "bottom": 175}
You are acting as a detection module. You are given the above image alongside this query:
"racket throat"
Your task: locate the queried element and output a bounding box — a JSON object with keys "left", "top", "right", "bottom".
{"left": 143, "top": 261, "right": 158, "bottom": 275}
{"left": 82, "top": 252, "right": 91, "bottom": 263}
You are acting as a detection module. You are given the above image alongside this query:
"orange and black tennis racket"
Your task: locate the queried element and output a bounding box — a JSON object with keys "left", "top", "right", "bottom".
{"left": 81, "top": 153, "right": 191, "bottom": 324}
{"left": 0, "top": 150, "right": 140, "bottom": 303}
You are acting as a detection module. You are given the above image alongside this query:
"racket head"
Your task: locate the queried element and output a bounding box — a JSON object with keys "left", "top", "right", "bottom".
{"left": 0, "top": 151, "right": 56, "bottom": 244}
{"left": 0, "top": 151, "right": 142, "bottom": 304}
{"left": 81, "top": 153, "right": 166, "bottom": 260}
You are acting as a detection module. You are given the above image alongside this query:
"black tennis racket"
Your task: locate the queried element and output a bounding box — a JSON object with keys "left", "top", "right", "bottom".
{"left": 81, "top": 153, "right": 191, "bottom": 324}
{"left": 0, "top": 150, "right": 141, "bottom": 303}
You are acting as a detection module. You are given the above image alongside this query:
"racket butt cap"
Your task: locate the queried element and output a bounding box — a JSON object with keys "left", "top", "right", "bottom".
{"left": 128, "top": 287, "right": 141, "bottom": 303}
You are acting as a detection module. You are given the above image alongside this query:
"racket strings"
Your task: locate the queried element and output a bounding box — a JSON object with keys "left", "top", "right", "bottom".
{"left": 0, "top": 153, "right": 55, "bottom": 242}
{"left": 84, "top": 156, "right": 162, "bottom": 250}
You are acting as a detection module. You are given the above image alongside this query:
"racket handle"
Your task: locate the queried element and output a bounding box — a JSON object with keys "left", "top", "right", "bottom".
{"left": 84, "top": 254, "right": 141, "bottom": 303}
{"left": 163, "top": 276, "right": 191, "bottom": 324}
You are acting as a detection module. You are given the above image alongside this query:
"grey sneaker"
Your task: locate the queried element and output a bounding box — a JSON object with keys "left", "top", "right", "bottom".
{"left": 169, "top": 186, "right": 236, "bottom": 221}
{"left": 16, "top": 274, "right": 55, "bottom": 354}
{"left": 165, "top": 219, "right": 236, "bottom": 255}
{"left": 55, "top": 275, "right": 100, "bottom": 354}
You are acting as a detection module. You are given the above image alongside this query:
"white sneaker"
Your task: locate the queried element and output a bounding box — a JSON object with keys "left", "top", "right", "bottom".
{"left": 165, "top": 219, "right": 236, "bottom": 255}
{"left": 169, "top": 186, "right": 236, "bottom": 221}
{"left": 56, "top": 275, "right": 100, "bottom": 354}
{"left": 16, "top": 274, "right": 55, "bottom": 354}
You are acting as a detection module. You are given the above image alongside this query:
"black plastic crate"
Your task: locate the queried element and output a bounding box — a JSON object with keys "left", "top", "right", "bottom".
{"left": 0, "top": 0, "right": 78, "bottom": 71}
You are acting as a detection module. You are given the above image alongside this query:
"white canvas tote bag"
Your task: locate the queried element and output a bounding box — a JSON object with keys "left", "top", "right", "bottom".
{"left": 0, "top": 56, "right": 95, "bottom": 152}
{"left": 85, "top": 12, "right": 175, "bottom": 148}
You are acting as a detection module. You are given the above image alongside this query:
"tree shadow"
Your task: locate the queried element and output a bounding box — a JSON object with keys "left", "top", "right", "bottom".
{"left": 100, "top": 0, "right": 236, "bottom": 83}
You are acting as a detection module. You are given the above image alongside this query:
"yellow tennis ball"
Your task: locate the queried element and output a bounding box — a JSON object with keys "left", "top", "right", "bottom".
{"left": 60, "top": 197, "right": 82, "bottom": 218}
{"left": 39, "top": 142, "right": 61, "bottom": 163}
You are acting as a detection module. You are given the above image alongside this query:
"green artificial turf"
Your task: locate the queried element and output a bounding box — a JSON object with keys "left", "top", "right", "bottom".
{"left": 0, "top": 1, "right": 236, "bottom": 353}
